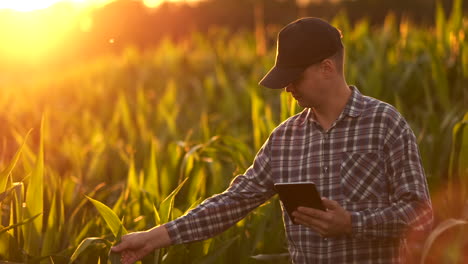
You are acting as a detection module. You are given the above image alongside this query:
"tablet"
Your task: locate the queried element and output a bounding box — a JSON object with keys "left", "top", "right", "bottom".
{"left": 274, "top": 182, "right": 326, "bottom": 223}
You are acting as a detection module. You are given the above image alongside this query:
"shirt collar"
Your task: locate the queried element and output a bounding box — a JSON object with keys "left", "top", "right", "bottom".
{"left": 342, "top": 85, "right": 365, "bottom": 118}
{"left": 300, "top": 85, "right": 365, "bottom": 126}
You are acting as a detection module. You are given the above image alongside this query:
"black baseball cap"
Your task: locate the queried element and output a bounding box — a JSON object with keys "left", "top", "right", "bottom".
{"left": 259, "top": 17, "right": 343, "bottom": 89}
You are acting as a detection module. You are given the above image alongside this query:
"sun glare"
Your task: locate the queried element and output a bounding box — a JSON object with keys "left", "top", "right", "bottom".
{"left": 0, "top": 0, "right": 115, "bottom": 65}
{"left": 0, "top": 0, "right": 199, "bottom": 13}
{"left": 0, "top": 0, "right": 199, "bottom": 65}
{"left": 0, "top": 0, "right": 111, "bottom": 12}
{"left": 0, "top": 1, "right": 65, "bottom": 12}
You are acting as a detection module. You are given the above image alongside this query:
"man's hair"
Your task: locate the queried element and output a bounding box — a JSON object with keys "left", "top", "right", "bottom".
{"left": 329, "top": 46, "right": 344, "bottom": 76}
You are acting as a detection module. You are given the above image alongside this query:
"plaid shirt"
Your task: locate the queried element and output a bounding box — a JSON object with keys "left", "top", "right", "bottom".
{"left": 165, "top": 86, "right": 433, "bottom": 263}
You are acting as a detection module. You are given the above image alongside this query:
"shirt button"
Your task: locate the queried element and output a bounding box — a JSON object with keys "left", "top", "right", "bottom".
{"left": 323, "top": 166, "right": 328, "bottom": 173}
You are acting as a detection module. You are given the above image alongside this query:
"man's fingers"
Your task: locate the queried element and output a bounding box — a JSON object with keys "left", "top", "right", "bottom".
{"left": 126, "top": 252, "right": 138, "bottom": 264}
{"left": 296, "top": 207, "right": 330, "bottom": 221}
{"left": 120, "top": 246, "right": 150, "bottom": 264}
{"left": 128, "top": 248, "right": 148, "bottom": 264}
{"left": 321, "top": 197, "right": 340, "bottom": 210}
{"left": 294, "top": 217, "right": 325, "bottom": 235}
{"left": 111, "top": 241, "right": 125, "bottom": 252}
{"left": 294, "top": 199, "right": 351, "bottom": 237}
{"left": 112, "top": 234, "right": 133, "bottom": 252}
{"left": 294, "top": 213, "right": 328, "bottom": 230}
{"left": 121, "top": 250, "right": 137, "bottom": 264}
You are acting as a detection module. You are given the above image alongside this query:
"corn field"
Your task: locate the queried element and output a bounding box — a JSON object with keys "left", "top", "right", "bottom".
{"left": 0, "top": 1, "right": 467, "bottom": 263}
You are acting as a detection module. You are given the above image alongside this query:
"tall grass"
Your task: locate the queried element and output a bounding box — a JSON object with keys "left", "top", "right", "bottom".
{"left": 0, "top": 2, "right": 467, "bottom": 263}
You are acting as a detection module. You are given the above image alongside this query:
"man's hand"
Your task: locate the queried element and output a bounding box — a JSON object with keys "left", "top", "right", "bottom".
{"left": 111, "top": 225, "right": 171, "bottom": 264}
{"left": 292, "top": 197, "right": 352, "bottom": 237}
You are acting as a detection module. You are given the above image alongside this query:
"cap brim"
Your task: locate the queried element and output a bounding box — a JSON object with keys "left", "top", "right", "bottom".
{"left": 259, "top": 65, "right": 305, "bottom": 89}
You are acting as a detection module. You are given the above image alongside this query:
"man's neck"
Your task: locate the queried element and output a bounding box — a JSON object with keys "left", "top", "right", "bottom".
{"left": 312, "top": 83, "right": 352, "bottom": 131}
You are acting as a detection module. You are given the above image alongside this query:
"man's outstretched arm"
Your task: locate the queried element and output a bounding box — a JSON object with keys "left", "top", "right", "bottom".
{"left": 111, "top": 137, "right": 275, "bottom": 263}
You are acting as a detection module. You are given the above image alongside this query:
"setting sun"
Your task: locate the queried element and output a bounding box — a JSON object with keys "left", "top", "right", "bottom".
{"left": 0, "top": 0, "right": 201, "bottom": 65}
{"left": 0, "top": 0, "right": 77, "bottom": 12}
{"left": 0, "top": 0, "right": 114, "bottom": 64}
{"left": 0, "top": 0, "right": 178, "bottom": 12}
{"left": 0, "top": 0, "right": 118, "bottom": 12}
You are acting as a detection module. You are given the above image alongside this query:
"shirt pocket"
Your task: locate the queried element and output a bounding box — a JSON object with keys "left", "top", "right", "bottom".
{"left": 340, "top": 152, "right": 386, "bottom": 202}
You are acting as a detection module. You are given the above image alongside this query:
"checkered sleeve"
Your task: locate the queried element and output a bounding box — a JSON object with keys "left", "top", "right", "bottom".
{"left": 163, "top": 138, "right": 276, "bottom": 245}
{"left": 350, "top": 126, "right": 433, "bottom": 239}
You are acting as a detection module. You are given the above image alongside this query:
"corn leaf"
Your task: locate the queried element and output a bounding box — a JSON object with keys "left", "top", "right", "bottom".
{"left": 41, "top": 191, "right": 59, "bottom": 257}
{"left": 159, "top": 177, "right": 188, "bottom": 224}
{"left": 0, "top": 213, "right": 41, "bottom": 235}
{"left": 24, "top": 116, "right": 45, "bottom": 256}
{"left": 69, "top": 237, "right": 111, "bottom": 264}
{"left": 108, "top": 225, "right": 123, "bottom": 264}
{"left": 0, "top": 184, "right": 21, "bottom": 203}
{"left": 153, "top": 203, "right": 161, "bottom": 225}
{"left": 145, "top": 139, "right": 160, "bottom": 201}
{"left": 86, "top": 196, "right": 128, "bottom": 238}
{"left": 0, "top": 129, "right": 31, "bottom": 192}
{"left": 449, "top": 112, "right": 468, "bottom": 181}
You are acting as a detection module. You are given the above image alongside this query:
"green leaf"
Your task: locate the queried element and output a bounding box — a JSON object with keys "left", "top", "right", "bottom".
{"left": 153, "top": 203, "right": 160, "bottom": 225}
{"left": 117, "top": 93, "right": 136, "bottom": 144}
{"left": 115, "top": 222, "right": 124, "bottom": 242}
{"left": 127, "top": 158, "right": 138, "bottom": 198}
{"left": 449, "top": 112, "right": 468, "bottom": 181}
{"left": 107, "top": 228, "right": 122, "bottom": 264}
{"left": 67, "top": 183, "right": 106, "bottom": 240}
{"left": 157, "top": 79, "right": 179, "bottom": 136}
{"left": 145, "top": 139, "right": 160, "bottom": 201}
{"left": 86, "top": 196, "right": 128, "bottom": 238}
{"left": 0, "top": 184, "right": 21, "bottom": 203}
{"left": 0, "top": 213, "right": 41, "bottom": 235}
{"left": 41, "top": 191, "right": 59, "bottom": 257}
{"left": 9, "top": 182, "right": 24, "bottom": 246}
{"left": 107, "top": 224, "right": 125, "bottom": 264}
{"left": 159, "top": 177, "right": 189, "bottom": 223}
{"left": 24, "top": 116, "right": 45, "bottom": 256}
{"left": 0, "top": 224, "right": 21, "bottom": 260}
{"left": 69, "top": 237, "right": 111, "bottom": 264}
{"left": 448, "top": 0, "right": 463, "bottom": 31}
{"left": 0, "top": 129, "right": 31, "bottom": 192}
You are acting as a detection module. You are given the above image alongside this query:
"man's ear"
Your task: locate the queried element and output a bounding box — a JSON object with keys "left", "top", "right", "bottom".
{"left": 320, "top": 59, "right": 335, "bottom": 78}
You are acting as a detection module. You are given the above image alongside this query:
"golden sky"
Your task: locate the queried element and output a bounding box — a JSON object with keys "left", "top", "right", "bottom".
{"left": 0, "top": 0, "right": 111, "bottom": 12}
{"left": 0, "top": 0, "right": 194, "bottom": 12}
{"left": 0, "top": 0, "right": 189, "bottom": 64}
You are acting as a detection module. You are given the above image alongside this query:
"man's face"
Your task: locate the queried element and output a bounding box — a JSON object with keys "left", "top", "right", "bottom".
{"left": 284, "top": 63, "right": 325, "bottom": 108}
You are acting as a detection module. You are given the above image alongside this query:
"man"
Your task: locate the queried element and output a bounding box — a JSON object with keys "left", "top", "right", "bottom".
{"left": 112, "top": 17, "right": 433, "bottom": 263}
